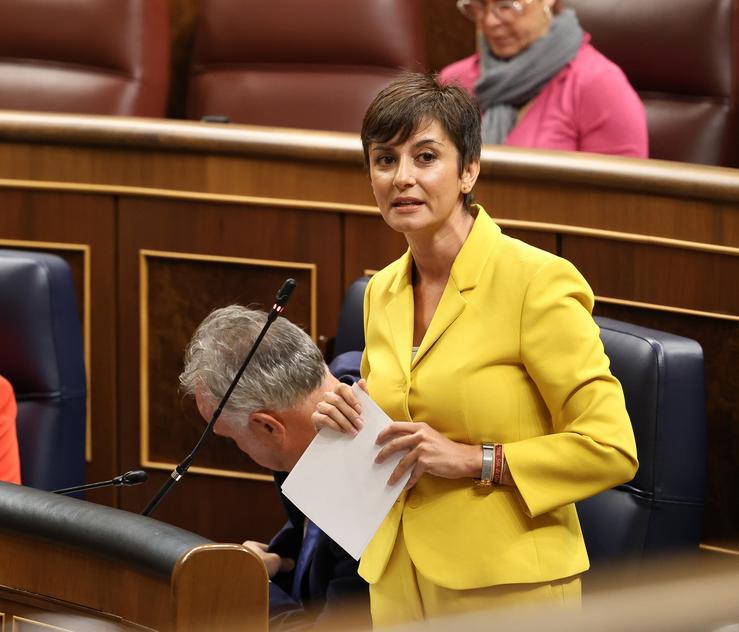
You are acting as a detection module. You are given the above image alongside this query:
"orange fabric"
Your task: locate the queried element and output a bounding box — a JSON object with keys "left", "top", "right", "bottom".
{"left": 0, "top": 375, "right": 21, "bottom": 484}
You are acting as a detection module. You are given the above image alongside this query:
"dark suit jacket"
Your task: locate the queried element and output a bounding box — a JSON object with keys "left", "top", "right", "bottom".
{"left": 267, "top": 352, "right": 369, "bottom": 629}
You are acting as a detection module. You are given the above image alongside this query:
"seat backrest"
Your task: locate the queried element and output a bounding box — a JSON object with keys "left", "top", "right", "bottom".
{"left": 186, "top": 0, "right": 426, "bottom": 132}
{"left": 0, "top": 250, "right": 86, "bottom": 491}
{"left": 0, "top": 0, "right": 170, "bottom": 117}
{"left": 578, "top": 317, "right": 705, "bottom": 566}
{"left": 333, "top": 277, "right": 706, "bottom": 566}
{"left": 565, "top": 0, "right": 739, "bottom": 167}
{"left": 332, "top": 277, "right": 372, "bottom": 359}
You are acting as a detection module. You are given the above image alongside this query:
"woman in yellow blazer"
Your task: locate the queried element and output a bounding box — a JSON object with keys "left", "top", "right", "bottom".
{"left": 313, "top": 73, "right": 638, "bottom": 627}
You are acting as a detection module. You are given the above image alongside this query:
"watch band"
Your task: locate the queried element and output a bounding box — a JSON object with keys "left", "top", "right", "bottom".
{"left": 479, "top": 442, "right": 494, "bottom": 486}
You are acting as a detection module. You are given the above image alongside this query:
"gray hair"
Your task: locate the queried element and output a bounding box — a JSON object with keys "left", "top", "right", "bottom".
{"left": 179, "top": 306, "right": 326, "bottom": 423}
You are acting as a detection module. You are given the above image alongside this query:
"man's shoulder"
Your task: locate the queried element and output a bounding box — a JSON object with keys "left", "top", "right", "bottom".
{"left": 328, "top": 351, "right": 362, "bottom": 382}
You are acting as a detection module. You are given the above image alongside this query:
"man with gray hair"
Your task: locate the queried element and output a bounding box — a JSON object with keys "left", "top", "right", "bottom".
{"left": 180, "top": 305, "right": 368, "bottom": 628}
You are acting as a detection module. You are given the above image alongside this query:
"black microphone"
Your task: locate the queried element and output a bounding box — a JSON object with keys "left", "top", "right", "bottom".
{"left": 274, "top": 278, "right": 296, "bottom": 312}
{"left": 52, "top": 470, "right": 148, "bottom": 495}
{"left": 142, "top": 278, "right": 298, "bottom": 517}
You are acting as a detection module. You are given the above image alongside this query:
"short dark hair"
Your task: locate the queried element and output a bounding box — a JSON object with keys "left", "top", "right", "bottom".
{"left": 361, "top": 72, "right": 481, "bottom": 209}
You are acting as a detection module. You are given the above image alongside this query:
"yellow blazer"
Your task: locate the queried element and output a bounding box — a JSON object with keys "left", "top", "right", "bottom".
{"left": 358, "top": 207, "right": 638, "bottom": 590}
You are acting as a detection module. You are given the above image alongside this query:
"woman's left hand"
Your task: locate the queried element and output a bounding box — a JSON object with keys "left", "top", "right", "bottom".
{"left": 375, "top": 422, "right": 480, "bottom": 490}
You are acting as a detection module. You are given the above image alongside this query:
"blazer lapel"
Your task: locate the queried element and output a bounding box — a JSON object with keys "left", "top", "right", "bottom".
{"left": 411, "top": 283, "right": 465, "bottom": 369}
{"left": 412, "top": 207, "right": 501, "bottom": 370}
{"left": 384, "top": 250, "right": 414, "bottom": 379}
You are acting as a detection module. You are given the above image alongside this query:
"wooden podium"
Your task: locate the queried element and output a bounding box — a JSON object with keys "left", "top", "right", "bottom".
{"left": 0, "top": 482, "right": 268, "bottom": 631}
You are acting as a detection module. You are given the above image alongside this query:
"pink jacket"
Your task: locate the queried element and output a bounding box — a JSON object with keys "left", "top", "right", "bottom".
{"left": 440, "top": 38, "right": 648, "bottom": 158}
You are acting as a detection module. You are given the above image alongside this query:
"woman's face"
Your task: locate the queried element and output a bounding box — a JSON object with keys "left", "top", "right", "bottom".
{"left": 478, "top": 0, "right": 554, "bottom": 59}
{"left": 367, "top": 118, "right": 479, "bottom": 237}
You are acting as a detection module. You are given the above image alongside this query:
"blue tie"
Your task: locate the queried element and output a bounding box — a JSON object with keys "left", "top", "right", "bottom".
{"left": 291, "top": 520, "right": 322, "bottom": 602}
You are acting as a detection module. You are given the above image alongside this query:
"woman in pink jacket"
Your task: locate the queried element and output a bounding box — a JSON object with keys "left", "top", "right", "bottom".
{"left": 441, "top": 0, "right": 648, "bottom": 157}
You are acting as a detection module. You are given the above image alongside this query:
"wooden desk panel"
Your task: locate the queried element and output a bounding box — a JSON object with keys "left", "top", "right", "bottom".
{"left": 0, "top": 531, "right": 267, "bottom": 632}
{"left": 562, "top": 236, "right": 739, "bottom": 317}
{"left": 1, "top": 112, "right": 737, "bottom": 247}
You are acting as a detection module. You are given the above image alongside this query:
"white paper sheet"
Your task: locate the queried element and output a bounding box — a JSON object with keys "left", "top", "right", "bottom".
{"left": 280, "top": 383, "right": 410, "bottom": 560}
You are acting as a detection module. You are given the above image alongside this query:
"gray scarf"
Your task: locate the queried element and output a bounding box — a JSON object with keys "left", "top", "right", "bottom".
{"left": 475, "top": 8, "right": 584, "bottom": 144}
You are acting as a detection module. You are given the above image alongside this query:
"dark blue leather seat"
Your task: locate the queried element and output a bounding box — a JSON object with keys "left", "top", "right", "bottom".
{"left": 578, "top": 318, "right": 705, "bottom": 565}
{"left": 0, "top": 249, "right": 86, "bottom": 491}
{"left": 333, "top": 276, "right": 706, "bottom": 566}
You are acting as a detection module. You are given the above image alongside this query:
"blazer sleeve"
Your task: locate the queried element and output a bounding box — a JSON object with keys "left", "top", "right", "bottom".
{"left": 503, "top": 257, "right": 639, "bottom": 518}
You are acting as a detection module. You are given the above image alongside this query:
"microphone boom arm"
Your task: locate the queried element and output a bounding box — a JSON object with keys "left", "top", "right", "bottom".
{"left": 53, "top": 470, "right": 148, "bottom": 495}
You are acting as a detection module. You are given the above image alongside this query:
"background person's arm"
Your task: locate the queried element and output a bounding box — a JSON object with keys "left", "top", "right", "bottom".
{"left": 0, "top": 376, "right": 21, "bottom": 484}
{"left": 576, "top": 60, "right": 649, "bottom": 158}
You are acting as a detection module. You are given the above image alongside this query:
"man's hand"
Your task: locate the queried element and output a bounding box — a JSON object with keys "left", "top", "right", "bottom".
{"left": 242, "top": 540, "right": 295, "bottom": 578}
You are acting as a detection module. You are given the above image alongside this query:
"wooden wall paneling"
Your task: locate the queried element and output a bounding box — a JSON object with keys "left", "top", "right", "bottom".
{"left": 593, "top": 302, "right": 739, "bottom": 553}
{"left": 0, "top": 143, "right": 374, "bottom": 206}
{"left": 477, "top": 175, "right": 739, "bottom": 247}
{"left": 561, "top": 235, "right": 739, "bottom": 316}
{"left": 140, "top": 250, "right": 316, "bottom": 478}
{"left": 201, "top": 154, "right": 372, "bottom": 206}
{"left": 499, "top": 225, "right": 558, "bottom": 254}
{"left": 1, "top": 116, "right": 736, "bottom": 248}
{"left": 342, "top": 213, "right": 561, "bottom": 291}
{"left": 0, "top": 188, "right": 118, "bottom": 504}
{"left": 116, "top": 195, "right": 343, "bottom": 542}
{"left": 343, "top": 214, "right": 407, "bottom": 290}
{"left": 0, "top": 143, "right": 212, "bottom": 193}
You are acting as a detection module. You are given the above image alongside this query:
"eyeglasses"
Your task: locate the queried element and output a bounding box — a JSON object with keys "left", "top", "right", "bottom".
{"left": 456, "top": 0, "right": 536, "bottom": 23}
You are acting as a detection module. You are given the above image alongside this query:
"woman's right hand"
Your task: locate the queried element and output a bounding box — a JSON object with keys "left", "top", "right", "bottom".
{"left": 311, "top": 378, "right": 367, "bottom": 436}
